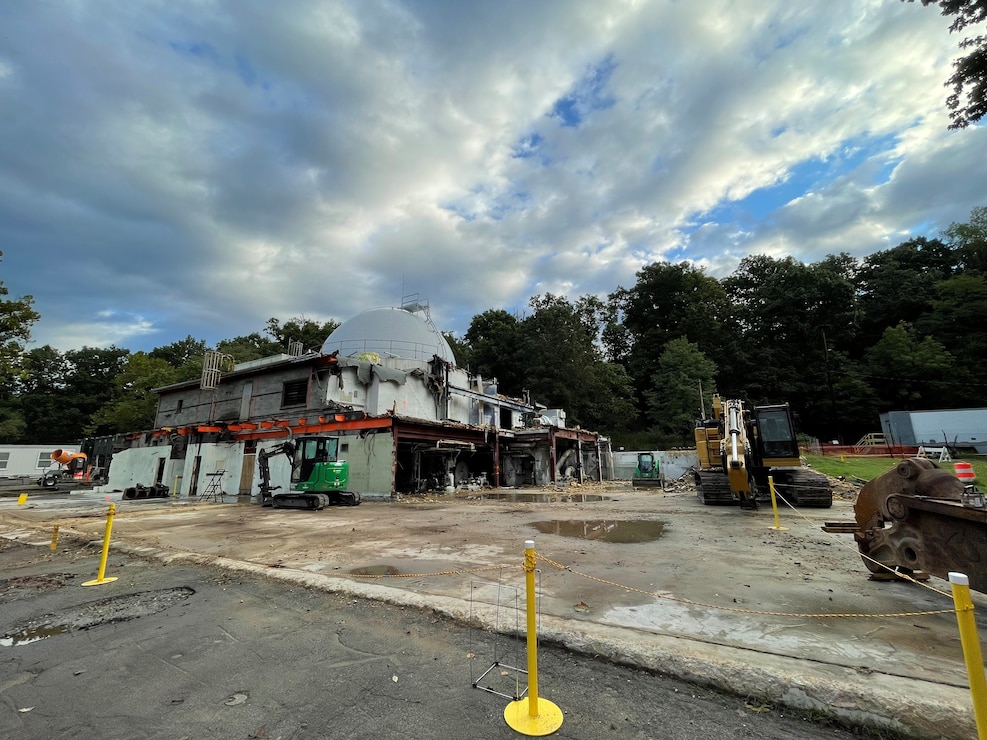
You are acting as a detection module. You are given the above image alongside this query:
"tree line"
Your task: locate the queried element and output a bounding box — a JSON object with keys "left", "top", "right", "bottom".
{"left": 1, "top": 206, "right": 985, "bottom": 447}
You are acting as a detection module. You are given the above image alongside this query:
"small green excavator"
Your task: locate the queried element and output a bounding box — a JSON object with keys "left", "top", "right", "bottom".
{"left": 257, "top": 435, "right": 361, "bottom": 510}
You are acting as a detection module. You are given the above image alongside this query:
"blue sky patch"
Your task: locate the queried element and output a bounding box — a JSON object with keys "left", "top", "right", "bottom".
{"left": 512, "top": 133, "right": 544, "bottom": 159}
{"left": 549, "top": 55, "right": 617, "bottom": 129}
{"left": 168, "top": 40, "right": 219, "bottom": 62}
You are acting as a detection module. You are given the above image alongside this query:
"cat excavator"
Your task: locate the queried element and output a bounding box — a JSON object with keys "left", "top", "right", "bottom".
{"left": 257, "top": 435, "right": 361, "bottom": 510}
{"left": 693, "top": 395, "right": 832, "bottom": 508}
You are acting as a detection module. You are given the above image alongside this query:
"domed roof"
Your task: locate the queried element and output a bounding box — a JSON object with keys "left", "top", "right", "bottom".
{"left": 321, "top": 307, "right": 456, "bottom": 364}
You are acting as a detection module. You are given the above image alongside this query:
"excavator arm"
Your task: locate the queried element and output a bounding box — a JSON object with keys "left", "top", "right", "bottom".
{"left": 257, "top": 441, "right": 296, "bottom": 505}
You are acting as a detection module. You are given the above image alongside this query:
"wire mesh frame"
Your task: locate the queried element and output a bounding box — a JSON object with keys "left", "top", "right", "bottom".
{"left": 200, "top": 351, "right": 235, "bottom": 390}
{"left": 468, "top": 569, "right": 542, "bottom": 701}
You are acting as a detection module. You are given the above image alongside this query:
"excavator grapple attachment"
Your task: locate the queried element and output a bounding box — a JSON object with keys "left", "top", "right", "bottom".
{"left": 823, "top": 458, "right": 987, "bottom": 592}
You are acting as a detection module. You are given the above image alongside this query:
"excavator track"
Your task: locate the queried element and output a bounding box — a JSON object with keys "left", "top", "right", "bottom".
{"left": 694, "top": 470, "right": 737, "bottom": 506}
{"left": 272, "top": 493, "right": 328, "bottom": 510}
{"left": 769, "top": 470, "right": 833, "bottom": 508}
{"left": 331, "top": 490, "right": 362, "bottom": 506}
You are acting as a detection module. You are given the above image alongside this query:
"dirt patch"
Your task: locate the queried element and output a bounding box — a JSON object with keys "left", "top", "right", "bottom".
{"left": 2, "top": 587, "right": 195, "bottom": 646}
{"left": 0, "top": 573, "right": 79, "bottom": 600}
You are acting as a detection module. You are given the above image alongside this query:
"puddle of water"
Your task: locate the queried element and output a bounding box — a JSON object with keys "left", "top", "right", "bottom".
{"left": 349, "top": 565, "right": 401, "bottom": 576}
{"left": 1, "top": 624, "right": 71, "bottom": 647}
{"left": 531, "top": 519, "right": 666, "bottom": 543}
{"left": 478, "top": 493, "right": 610, "bottom": 503}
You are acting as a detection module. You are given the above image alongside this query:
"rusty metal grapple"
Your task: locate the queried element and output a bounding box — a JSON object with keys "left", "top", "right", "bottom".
{"left": 824, "top": 458, "right": 987, "bottom": 592}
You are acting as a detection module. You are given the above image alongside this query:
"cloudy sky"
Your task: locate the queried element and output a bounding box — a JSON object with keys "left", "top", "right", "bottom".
{"left": 2, "top": 0, "right": 985, "bottom": 354}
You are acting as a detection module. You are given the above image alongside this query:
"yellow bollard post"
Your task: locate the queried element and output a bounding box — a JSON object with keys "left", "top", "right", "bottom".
{"left": 82, "top": 504, "right": 119, "bottom": 586}
{"left": 50, "top": 525, "right": 59, "bottom": 553}
{"left": 504, "top": 540, "right": 563, "bottom": 736}
{"left": 767, "top": 476, "right": 788, "bottom": 531}
{"left": 17, "top": 493, "right": 28, "bottom": 505}
{"left": 950, "top": 573, "right": 987, "bottom": 740}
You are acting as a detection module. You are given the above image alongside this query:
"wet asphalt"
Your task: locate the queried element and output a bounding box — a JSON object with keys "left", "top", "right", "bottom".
{"left": 0, "top": 537, "right": 869, "bottom": 740}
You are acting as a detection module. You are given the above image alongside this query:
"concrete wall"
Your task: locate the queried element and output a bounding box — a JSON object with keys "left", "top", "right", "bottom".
{"left": 96, "top": 446, "right": 172, "bottom": 492}
{"left": 338, "top": 431, "right": 395, "bottom": 499}
{"left": 613, "top": 450, "right": 699, "bottom": 481}
{"left": 96, "top": 443, "right": 247, "bottom": 499}
{"left": 0, "top": 444, "right": 81, "bottom": 479}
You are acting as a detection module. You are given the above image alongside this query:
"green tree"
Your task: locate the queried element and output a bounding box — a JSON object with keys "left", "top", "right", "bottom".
{"left": 645, "top": 338, "right": 717, "bottom": 445}
{"left": 16, "top": 345, "right": 69, "bottom": 443}
{"left": 917, "top": 273, "right": 987, "bottom": 395}
{"left": 441, "top": 332, "right": 468, "bottom": 368}
{"left": 855, "top": 237, "right": 954, "bottom": 349}
{"left": 907, "top": 0, "right": 987, "bottom": 128}
{"left": 864, "top": 323, "right": 955, "bottom": 408}
{"left": 88, "top": 353, "right": 179, "bottom": 433}
{"left": 463, "top": 309, "right": 523, "bottom": 394}
{"left": 150, "top": 335, "right": 208, "bottom": 380}
{"left": 0, "top": 250, "right": 41, "bottom": 380}
{"left": 609, "top": 261, "right": 729, "bottom": 414}
{"left": 577, "top": 359, "right": 637, "bottom": 435}
{"left": 721, "top": 254, "right": 859, "bottom": 429}
{"left": 518, "top": 294, "right": 632, "bottom": 431}
{"left": 215, "top": 333, "right": 283, "bottom": 364}
{"left": 265, "top": 316, "right": 340, "bottom": 352}
{"left": 943, "top": 204, "right": 987, "bottom": 274}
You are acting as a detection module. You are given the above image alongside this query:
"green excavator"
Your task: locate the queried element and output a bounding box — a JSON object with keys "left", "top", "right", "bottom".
{"left": 257, "top": 435, "right": 361, "bottom": 510}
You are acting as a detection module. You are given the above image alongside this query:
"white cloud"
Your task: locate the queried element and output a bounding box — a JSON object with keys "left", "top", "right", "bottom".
{"left": 3, "top": 0, "right": 983, "bottom": 352}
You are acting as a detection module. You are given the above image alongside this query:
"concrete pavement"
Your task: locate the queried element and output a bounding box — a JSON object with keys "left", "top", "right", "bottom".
{"left": 2, "top": 483, "right": 983, "bottom": 739}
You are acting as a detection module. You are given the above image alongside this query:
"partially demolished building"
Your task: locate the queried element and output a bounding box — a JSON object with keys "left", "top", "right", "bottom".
{"left": 99, "top": 305, "right": 612, "bottom": 499}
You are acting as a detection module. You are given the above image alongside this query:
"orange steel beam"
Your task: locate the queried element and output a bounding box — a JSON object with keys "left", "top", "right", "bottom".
{"left": 235, "top": 416, "right": 393, "bottom": 440}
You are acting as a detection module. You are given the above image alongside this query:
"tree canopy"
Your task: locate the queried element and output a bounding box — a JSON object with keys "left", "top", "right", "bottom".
{"left": 2, "top": 207, "right": 987, "bottom": 447}
{"left": 908, "top": 0, "right": 987, "bottom": 127}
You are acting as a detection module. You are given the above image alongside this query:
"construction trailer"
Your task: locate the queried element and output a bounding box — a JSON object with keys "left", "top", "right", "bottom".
{"left": 880, "top": 408, "right": 987, "bottom": 453}
{"left": 0, "top": 444, "right": 82, "bottom": 480}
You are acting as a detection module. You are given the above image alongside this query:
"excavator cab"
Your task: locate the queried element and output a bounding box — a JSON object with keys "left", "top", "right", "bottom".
{"left": 752, "top": 405, "right": 800, "bottom": 463}
{"left": 291, "top": 436, "right": 340, "bottom": 486}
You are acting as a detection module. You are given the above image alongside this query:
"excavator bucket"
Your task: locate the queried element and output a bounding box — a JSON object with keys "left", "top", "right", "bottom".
{"left": 824, "top": 458, "right": 987, "bottom": 592}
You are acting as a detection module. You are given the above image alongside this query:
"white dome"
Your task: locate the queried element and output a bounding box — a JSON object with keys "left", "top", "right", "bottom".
{"left": 321, "top": 307, "right": 456, "bottom": 364}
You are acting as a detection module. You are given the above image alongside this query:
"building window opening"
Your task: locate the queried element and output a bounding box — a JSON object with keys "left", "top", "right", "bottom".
{"left": 37, "top": 452, "right": 53, "bottom": 469}
{"left": 281, "top": 379, "right": 308, "bottom": 408}
{"left": 0, "top": 452, "right": 8, "bottom": 470}
{"left": 176, "top": 399, "right": 184, "bottom": 413}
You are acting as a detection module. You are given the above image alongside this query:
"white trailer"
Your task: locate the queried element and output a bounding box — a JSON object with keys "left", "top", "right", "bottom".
{"left": 880, "top": 409, "right": 987, "bottom": 453}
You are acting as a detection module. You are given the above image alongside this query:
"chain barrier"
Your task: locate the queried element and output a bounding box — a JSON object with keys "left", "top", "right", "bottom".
{"left": 534, "top": 552, "right": 955, "bottom": 619}
{"left": 61, "top": 496, "right": 957, "bottom": 619}
{"left": 770, "top": 488, "right": 954, "bottom": 598}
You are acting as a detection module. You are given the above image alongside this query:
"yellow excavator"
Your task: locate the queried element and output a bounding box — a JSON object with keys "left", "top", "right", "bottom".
{"left": 694, "top": 395, "right": 832, "bottom": 508}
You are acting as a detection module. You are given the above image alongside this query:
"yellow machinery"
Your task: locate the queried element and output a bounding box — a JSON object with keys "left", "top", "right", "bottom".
{"left": 694, "top": 395, "right": 832, "bottom": 508}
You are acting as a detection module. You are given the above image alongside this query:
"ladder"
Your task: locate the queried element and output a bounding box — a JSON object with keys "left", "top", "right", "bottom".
{"left": 201, "top": 471, "right": 227, "bottom": 501}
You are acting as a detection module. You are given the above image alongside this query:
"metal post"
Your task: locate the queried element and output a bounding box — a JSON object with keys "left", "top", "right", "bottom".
{"left": 83, "top": 504, "right": 119, "bottom": 586}
{"left": 50, "top": 525, "right": 59, "bottom": 553}
{"left": 504, "top": 540, "right": 563, "bottom": 736}
{"left": 768, "top": 476, "right": 788, "bottom": 531}
{"left": 950, "top": 573, "right": 987, "bottom": 739}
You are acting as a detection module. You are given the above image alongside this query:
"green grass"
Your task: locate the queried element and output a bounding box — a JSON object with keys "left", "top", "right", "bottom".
{"left": 803, "top": 452, "right": 987, "bottom": 484}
